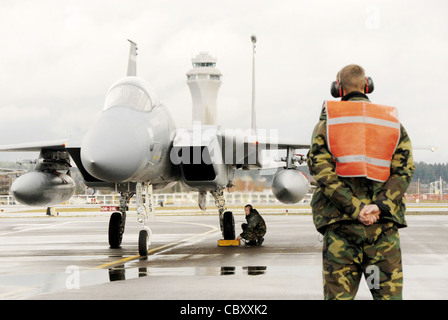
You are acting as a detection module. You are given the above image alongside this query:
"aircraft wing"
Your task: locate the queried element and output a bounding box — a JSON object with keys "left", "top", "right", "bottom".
{"left": 413, "top": 145, "right": 438, "bottom": 152}
{"left": 0, "top": 133, "right": 112, "bottom": 187}
{"left": 255, "top": 136, "right": 310, "bottom": 150}
{"left": 219, "top": 131, "right": 309, "bottom": 169}
{"left": 0, "top": 138, "right": 67, "bottom": 152}
{"left": 0, "top": 129, "right": 87, "bottom": 153}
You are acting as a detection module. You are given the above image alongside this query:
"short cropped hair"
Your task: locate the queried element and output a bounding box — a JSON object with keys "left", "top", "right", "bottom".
{"left": 337, "top": 64, "right": 366, "bottom": 93}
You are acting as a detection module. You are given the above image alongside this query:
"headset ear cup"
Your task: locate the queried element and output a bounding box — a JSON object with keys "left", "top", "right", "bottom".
{"left": 365, "top": 76, "right": 374, "bottom": 94}
{"left": 331, "top": 81, "right": 341, "bottom": 98}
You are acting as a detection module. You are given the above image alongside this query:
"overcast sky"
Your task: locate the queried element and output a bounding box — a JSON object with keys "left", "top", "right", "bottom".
{"left": 0, "top": 0, "right": 446, "bottom": 165}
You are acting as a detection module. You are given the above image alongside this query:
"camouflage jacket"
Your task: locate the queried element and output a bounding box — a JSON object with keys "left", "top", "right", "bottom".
{"left": 240, "top": 209, "right": 267, "bottom": 238}
{"left": 306, "top": 92, "right": 415, "bottom": 234}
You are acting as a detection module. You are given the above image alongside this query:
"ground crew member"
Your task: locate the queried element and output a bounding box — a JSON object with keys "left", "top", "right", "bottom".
{"left": 236, "top": 204, "right": 266, "bottom": 245}
{"left": 306, "top": 64, "right": 415, "bottom": 300}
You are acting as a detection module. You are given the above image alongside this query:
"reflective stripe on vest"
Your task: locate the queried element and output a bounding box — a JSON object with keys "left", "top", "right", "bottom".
{"left": 325, "top": 100, "right": 400, "bottom": 182}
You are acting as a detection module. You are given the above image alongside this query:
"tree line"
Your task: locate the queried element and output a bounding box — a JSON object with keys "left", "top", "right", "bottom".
{"left": 0, "top": 160, "right": 447, "bottom": 194}
{"left": 412, "top": 162, "right": 448, "bottom": 183}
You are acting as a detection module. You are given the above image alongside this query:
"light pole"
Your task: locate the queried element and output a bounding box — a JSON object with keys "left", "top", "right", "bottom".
{"left": 417, "top": 178, "right": 420, "bottom": 203}
{"left": 251, "top": 34, "right": 257, "bottom": 136}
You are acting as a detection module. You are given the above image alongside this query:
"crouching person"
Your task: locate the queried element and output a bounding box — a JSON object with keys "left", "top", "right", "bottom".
{"left": 236, "top": 204, "right": 266, "bottom": 246}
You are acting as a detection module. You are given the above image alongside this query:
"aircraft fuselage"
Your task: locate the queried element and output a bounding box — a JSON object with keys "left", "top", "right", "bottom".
{"left": 80, "top": 77, "right": 178, "bottom": 189}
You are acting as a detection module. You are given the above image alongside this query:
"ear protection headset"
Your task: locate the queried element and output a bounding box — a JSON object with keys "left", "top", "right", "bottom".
{"left": 330, "top": 76, "right": 374, "bottom": 98}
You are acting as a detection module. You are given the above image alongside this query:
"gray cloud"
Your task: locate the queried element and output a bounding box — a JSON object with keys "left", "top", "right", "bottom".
{"left": 0, "top": 0, "right": 446, "bottom": 163}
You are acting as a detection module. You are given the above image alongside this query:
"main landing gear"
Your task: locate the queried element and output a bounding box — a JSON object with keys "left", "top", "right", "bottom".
{"left": 210, "top": 188, "right": 235, "bottom": 240}
{"left": 108, "top": 184, "right": 235, "bottom": 255}
{"left": 108, "top": 182, "right": 154, "bottom": 256}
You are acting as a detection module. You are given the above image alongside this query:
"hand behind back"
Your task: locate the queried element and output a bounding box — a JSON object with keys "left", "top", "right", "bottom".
{"left": 358, "top": 204, "right": 381, "bottom": 226}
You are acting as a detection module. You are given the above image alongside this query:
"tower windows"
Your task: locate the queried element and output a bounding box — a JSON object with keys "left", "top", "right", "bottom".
{"left": 193, "top": 62, "right": 216, "bottom": 68}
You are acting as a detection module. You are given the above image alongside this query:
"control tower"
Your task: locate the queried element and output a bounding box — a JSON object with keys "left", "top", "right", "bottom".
{"left": 186, "top": 52, "right": 222, "bottom": 125}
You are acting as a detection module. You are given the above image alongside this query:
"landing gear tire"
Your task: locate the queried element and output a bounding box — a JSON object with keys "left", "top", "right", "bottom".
{"left": 222, "top": 211, "right": 235, "bottom": 240}
{"left": 109, "top": 212, "right": 123, "bottom": 248}
{"left": 138, "top": 229, "right": 150, "bottom": 256}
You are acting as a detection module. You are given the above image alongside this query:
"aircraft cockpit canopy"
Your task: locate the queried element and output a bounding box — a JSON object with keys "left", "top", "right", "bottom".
{"left": 103, "top": 78, "right": 160, "bottom": 112}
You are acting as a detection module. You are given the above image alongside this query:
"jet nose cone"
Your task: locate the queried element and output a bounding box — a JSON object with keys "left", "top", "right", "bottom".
{"left": 81, "top": 112, "right": 147, "bottom": 182}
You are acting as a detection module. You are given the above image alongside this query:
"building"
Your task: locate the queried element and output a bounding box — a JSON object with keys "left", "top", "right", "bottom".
{"left": 186, "top": 52, "right": 222, "bottom": 125}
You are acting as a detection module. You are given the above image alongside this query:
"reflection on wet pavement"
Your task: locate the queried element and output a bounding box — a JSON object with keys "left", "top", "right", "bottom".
{"left": 108, "top": 266, "right": 268, "bottom": 282}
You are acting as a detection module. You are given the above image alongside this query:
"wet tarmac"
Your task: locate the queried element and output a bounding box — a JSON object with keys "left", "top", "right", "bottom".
{"left": 0, "top": 211, "right": 447, "bottom": 300}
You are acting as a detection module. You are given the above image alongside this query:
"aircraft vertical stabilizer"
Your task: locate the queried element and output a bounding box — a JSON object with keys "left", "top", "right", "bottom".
{"left": 127, "top": 39, "right": 138, "bottom": 76}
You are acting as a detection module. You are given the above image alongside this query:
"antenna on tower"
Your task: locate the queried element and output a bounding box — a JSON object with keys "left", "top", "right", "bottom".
{"left": 251, "top": 34, "right": 257, "bottom": 136}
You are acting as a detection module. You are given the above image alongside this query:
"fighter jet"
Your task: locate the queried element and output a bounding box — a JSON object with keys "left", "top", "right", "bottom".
{"left": 0, "top": 40, "right": 310, "bottom": 255}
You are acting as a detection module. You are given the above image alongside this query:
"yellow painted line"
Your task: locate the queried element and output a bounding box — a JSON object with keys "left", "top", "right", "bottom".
{"left": 93, "top": 222, "right": 219, "bottom": 270}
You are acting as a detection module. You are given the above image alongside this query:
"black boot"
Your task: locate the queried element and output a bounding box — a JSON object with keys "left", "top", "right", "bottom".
{"left": 245, "top": 240, "right": 257, "bottom": 246}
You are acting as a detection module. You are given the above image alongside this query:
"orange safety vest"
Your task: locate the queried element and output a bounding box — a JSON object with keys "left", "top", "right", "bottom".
{"left": 325, "top": 100, "right": 400, "bottom": 182}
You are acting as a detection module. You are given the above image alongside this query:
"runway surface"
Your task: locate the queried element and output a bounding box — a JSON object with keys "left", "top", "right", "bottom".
{"left": 0, "top": 209, "right": 447, "bottom": 300}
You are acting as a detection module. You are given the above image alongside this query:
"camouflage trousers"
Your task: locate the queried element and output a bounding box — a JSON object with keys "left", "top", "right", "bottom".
{"left": 322, "top": 221, "right": 403, "bottom": 300}
{"left": 241, "top": 223, "right": 266, "bottom": 241}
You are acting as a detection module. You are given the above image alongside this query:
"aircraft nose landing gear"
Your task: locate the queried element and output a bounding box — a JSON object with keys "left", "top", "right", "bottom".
{"left": 136, "top": 182, "right": 154, "bottom": 256}
{"left": 138, "top": 227, "right": 152, "bottom": 256}
{"left": 107, "top": 183, "right": 154, "bottom": 255}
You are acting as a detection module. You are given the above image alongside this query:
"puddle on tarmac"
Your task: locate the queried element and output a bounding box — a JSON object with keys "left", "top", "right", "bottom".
{"left": 107, "top": 265, "right": 268, "bottom": 282}
{"left": 0, "top": 265, "right": 270, "bottom": 299}
{"left": 2, "top": 265, "right": 319, "bottom": 299}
